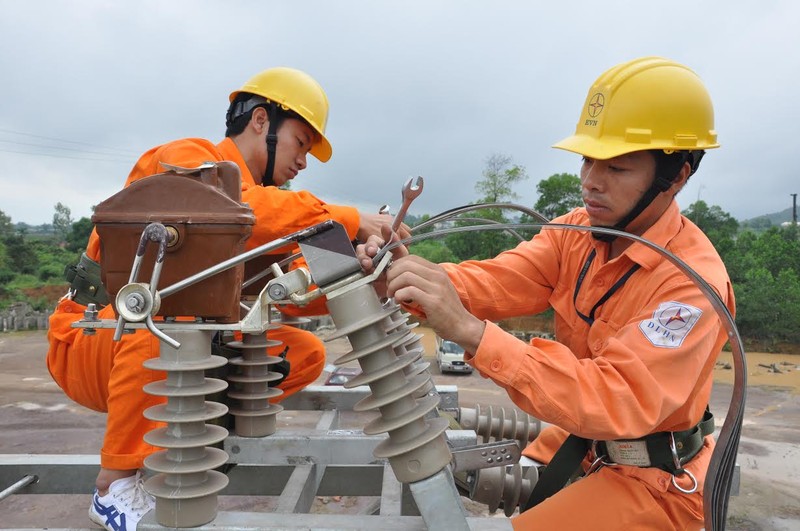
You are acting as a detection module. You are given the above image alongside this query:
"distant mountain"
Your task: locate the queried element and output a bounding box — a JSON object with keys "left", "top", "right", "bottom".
{"left": 741, "top": 207, "right": 797, "bottom": 230}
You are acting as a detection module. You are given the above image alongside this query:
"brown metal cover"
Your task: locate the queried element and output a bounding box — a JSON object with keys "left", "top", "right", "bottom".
{"left": 93, "top": 161, "right": 255, "bottom": 323}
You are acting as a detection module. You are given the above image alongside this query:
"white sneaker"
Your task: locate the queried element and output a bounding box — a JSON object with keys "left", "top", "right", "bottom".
{"left": 88, "top": 471, "right": 155, "bottom": 531}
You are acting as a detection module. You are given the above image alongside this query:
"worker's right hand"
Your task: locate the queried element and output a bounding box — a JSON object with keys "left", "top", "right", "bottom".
{"left": 356, "top": 225, "right": 408, "bottom": 277}
{"left": 356, "top": 211, "right": 411, "bottom": 243}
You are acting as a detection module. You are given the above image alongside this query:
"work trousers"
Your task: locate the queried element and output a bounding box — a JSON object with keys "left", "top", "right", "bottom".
{"left": 512, "top": 464, "right": 705, "bottom": 530}
{"left": 47, "top": 298, "right": 325, "bottom": 470}
{"left": 514, "top": 426, "right": 707, "bottom": 530}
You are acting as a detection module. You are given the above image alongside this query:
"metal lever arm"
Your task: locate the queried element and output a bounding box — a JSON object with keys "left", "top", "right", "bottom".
{"left": 113, "top": 223, "right": 179, "bottom": 348}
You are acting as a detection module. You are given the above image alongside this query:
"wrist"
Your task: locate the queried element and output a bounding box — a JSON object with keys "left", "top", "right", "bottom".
{"left": 456, "top": 317, "right": 486, "bottom": 355}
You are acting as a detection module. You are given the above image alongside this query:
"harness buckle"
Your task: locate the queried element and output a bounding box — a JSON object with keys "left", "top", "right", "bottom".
{"left": 586, "top": 440, "right": 614, "bottom": 476}
{"left": 669, "top": 432, "right": 699, "bottom": 494}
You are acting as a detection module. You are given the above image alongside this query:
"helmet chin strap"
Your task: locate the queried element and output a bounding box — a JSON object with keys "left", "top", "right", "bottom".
{"left": 592, "top": 175, "right": 674, "bottom": 242}
{"left": 261, "top": 103, "right": 282, "bottom": 187}
{"left": 592, "top": 151, "right": 698, "bottom": 243}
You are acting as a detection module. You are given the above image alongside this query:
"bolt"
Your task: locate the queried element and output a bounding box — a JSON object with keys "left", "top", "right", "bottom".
{"left": 268, "top": 283, "right": 288, "bottom": 300}
{"left": 126, "top": 293, "right": 145, "bottom": 313}
{"left": 165, "top": 225, "right": 180, "bottom": 247}
{"left": 83, "top": 303, "right": 99, "bottom": 321}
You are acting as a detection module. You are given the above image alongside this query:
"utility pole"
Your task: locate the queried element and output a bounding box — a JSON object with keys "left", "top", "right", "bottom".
{"left": 792, "top": 193, "right": 798, "bottom": 224}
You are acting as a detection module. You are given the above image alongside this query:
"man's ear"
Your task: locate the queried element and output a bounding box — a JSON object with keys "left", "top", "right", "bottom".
{"left": 250, "top": 106, "right": 268, "bottom": 134}
{"left": 670, "top": 161, "right": 691, "bottom": 195}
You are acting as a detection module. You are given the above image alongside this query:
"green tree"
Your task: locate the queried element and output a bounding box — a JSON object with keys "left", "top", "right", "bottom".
{"left": 446, "top": 154, "right": 529, "bottom": 261}
{"left": 409, "top": 240, "right": 457, "bottom": 264}
{"left": 52, "top": 202, "right": 74, "bottom": 242}
{"left": 735, "top": 267, "right": 800, "bottom": 344}
{"left": 0, "top": 210, "right": 14, "bottom": 237}
{"left": 749, "top": 226, "right": 800, "bottom": 279}
{"left": 533, "top": 173, "right": 582, "bottom": 219}
{"left": 740, "top": 215, "right": 772, "bottom": 232}
{"left": 681, "top": 200, "right": 739, "bottom": 241}
{"left": 475, "top": 153, "right": 529, "bottom": 202}
{"left": 2, "top": 233, "right": 38, "bottom": 275}
{"left": 722, "top": 229, "right": 758, "bottom": 283}
{"left": 66, "top": 217, "right": 94, "bottom": 253}
{"left": 0, "top": 239, "right": 12, "bottom": 287}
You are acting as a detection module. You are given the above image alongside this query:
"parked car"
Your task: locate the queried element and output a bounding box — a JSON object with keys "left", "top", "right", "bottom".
{"left": 436, "top": 338, "right": 473, "bottom": 374}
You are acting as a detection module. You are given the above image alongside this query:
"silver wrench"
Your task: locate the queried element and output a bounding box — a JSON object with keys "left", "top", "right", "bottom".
{"left": 391, "top": 176, "right": 424, "bottom": 233}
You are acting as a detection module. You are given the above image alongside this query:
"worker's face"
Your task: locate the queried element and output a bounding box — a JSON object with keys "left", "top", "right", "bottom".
{"left": 580, "top": 151, "right": 667, "bottom": 234}
{"left": 269, "top": 118, "right": 315, "bottom": 187}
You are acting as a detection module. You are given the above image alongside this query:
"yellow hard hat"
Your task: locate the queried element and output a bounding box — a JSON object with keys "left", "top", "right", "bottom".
{"left": 553, "top": 57, "right": 719, "bottom": 160}
{"left": 230, "top": 67, "right": 332, "bottom": 162}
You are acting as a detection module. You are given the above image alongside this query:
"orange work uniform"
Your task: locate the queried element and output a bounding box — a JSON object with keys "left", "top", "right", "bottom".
{"left": 47, "top": 137, "right": 360, "bottom": 471}
{"left": 441, "top": 202, "right": 735, "bottom": 530}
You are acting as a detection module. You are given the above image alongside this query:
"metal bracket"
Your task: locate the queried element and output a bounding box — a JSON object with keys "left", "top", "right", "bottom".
{"left": 450, "top": 439, "right": 521, "bottom": 473}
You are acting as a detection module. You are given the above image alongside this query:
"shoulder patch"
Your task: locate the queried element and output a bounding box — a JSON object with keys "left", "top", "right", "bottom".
{"left": 638, "top": 301, "right": 702, "bottom": 348}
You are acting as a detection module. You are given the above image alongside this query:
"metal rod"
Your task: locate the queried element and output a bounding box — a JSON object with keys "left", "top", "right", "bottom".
{"left": 0, "top": 474, "right": 37, "bottom": 501}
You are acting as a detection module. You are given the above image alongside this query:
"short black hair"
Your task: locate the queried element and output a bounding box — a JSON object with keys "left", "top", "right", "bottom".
{"left": 225, "top": 93, "right": 266, "bottom": 137}
{"left": 651, "top": 149, "right": 705, "bottom": 188}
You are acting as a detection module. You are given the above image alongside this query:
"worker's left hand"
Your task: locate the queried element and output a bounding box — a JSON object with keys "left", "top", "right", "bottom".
{"left": 386, "top": 255, "right": 485, "bottom": 353}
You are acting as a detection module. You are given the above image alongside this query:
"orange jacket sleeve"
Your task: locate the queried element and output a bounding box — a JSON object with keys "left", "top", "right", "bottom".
{"left": 443, "top": 204, "right": 734, "bottom": 442}
{"left": 241, "top": 185, "right": 360, "bottom": 249}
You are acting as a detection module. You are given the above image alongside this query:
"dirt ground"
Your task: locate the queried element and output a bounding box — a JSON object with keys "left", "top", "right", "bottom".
{"left": 1, "top": 329, "right": 799, "bottom": 530}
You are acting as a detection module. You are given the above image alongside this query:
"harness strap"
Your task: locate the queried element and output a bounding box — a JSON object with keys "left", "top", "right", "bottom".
{"left": 522, "top": 409, "right": 714, "bottom": 511}
{"left": 598, "top": 408, "right": 715, "bottom": 474}
{"left": 522, "top": 433, "right": 588, "bottom": 511}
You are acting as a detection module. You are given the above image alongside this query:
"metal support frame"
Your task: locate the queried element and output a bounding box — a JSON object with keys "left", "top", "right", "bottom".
{"left": 0, "top": 382, "right": 511, "bottom": 529}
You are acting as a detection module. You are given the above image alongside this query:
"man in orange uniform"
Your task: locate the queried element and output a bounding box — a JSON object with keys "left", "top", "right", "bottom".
{"left": 47, "top": 67, "right": 399, "bottom": 531}
{"left": 358, "top": 57, "right": 734, "bottom": 529}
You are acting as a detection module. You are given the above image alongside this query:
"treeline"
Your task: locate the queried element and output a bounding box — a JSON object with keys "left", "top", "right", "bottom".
{"left": 0, "top": 205, "right": 92, "bottom": 310}
{"left": 1, "top": 155, "right": 799, "bottom": 348}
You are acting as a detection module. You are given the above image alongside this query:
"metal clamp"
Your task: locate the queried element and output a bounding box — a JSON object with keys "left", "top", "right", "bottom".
{"left": 450, "top": 439, "right": 521, "bottom": 473}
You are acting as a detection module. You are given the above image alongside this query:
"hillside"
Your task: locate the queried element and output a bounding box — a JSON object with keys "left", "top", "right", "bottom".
{"left": 741, "top": 206, "right": 796, "bottom": 229}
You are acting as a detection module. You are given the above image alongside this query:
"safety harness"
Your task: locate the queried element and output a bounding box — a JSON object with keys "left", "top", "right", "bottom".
{"left": 524, "top": 409, "right": 715, "bottom": 510}
{"left": 64, "top": 252, "right": 109, "bottom": 307}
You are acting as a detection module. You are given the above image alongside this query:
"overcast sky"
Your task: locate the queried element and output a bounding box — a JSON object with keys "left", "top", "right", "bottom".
{"left": 1, "top": 1, "right": 798, "bottom": 227}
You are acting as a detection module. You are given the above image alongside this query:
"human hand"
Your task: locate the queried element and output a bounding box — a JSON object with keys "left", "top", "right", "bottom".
{"left": 356, "top": 211, "right": 411, "bottom": 243}
{"left": 385, "top": 255, "right": 485, "bottom": 353}
{"left": 356, "top": 224, "right": 409, "bottom": 274}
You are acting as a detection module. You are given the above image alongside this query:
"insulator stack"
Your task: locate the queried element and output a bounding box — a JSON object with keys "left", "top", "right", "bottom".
{"left": 381, "top": 299, "right": 436, "bottom": 400}
{"left": 225, "top": 329, "right": 285, "bottom": 437}
{"left": 325, "top": 283, "right": 452, "bottom": 483}
{"left": 469, "top": 463, "right": 539, "bottom": 517}
{"left": 457, "top": 404, "right": 542, "bottom": 448}
{"left": 141, "top": 329, "right": 230, "bottom": 527}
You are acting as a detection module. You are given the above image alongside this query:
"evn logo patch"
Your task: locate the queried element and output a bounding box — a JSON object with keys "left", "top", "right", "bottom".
{"left": 638, "top": 301, "right": 702, "bottom": 348}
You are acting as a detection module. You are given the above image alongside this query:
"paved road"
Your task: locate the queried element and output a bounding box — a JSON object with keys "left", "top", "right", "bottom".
{"left": 1, "top": 330, "right": 798, "bottom": 530}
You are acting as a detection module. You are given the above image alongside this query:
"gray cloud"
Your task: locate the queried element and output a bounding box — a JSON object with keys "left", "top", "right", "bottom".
{"left": 2, "top": 1, "right": 798, "bottom": 225}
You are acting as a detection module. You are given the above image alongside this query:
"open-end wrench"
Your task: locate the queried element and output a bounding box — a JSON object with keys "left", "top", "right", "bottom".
{"left": 391, "top": 176, "right": 424, "bottom": 234}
